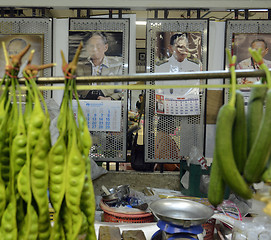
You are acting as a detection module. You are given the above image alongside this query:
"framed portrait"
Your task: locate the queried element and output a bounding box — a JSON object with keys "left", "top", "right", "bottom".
{"left": 0, "top": 18, "right": 52, "bottom": 99}
{"left": 153, "top": 31, "right": 202, "bottom": 103}
{"left": 225, "top": 20, "right": 271, "bottom": 102}
{"left": 0, "top": 34, "right": 44, "bottom": 77}
{"left": 68, "top": 30, "right": 123, "bottom": 71}
{"left": 233, "top": 33, "right": 271, "bottom": 84}
{"left": 154, "top": 31, "right": 202, "bottom": 68}
{"left": 69, "top": 18, "right": 129, "bottom": 76}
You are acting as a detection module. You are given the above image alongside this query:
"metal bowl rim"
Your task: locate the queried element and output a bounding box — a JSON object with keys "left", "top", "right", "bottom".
{"left": 149, "top": 198, "right": 214, "bottom": 224}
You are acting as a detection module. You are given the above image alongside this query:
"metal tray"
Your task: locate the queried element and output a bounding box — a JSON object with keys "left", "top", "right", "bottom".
{"left": 149, "top": 198, "right": 214, "bottom": 228}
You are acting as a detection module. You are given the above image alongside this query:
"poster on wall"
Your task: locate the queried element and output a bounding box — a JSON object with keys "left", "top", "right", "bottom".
{"left": 68, "top": 30, "right": 124, "bottom": 102}
{"left": 225, "top": 20, "right": 271, "bottom": 103}
{"left": 0, "top": 34, "right": 44, "bottom": 77}
{"left": 233, "top": 33, "right": 271, "bottom": 102}
{"left": 68, "top": 30, "right": 123, "bottom": 67}
{"left": 154, "top": 32, "right": 202, "bottom": 116}
{"left": 233, "top": 33, "right": 271, "bottom": 84}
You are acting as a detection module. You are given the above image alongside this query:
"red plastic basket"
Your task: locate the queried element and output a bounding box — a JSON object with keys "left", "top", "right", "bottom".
{"left": 100, "top": 200, "right": 154, "bottom": 223}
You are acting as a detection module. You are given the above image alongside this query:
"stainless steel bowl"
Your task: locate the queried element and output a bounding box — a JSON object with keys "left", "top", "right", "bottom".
{"left": 101, "top": 188, "right": 119, "bottom": 203}
{"left": 116, "top": 185, "right": 130, "bottom": 199}
{"left": 149, "top": 198, "right": 214, "bottom": 228}
{"left": 101, "top": 185, "right": 130, "bottom": 205}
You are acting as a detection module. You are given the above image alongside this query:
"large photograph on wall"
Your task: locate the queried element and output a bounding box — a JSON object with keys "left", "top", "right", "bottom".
{"left": 69, "top": 30, "right": 124, "bottom": 100}
{"left": 69, "top": 30, "right": 123, "bottom": 66}
{"left": 0, "top": 18, "right": 52, "bottom": 100}
{"left": 225, "top": 20, "right": 271, "bottom": 102}
{"left": 233, "top": 33, "right": 271, "bottom": 85}
{"left": 0, "top": 34, "right": 44, "bottom": 77}
{"left": 153, "top": 31, "right": 203, "bottom": 116}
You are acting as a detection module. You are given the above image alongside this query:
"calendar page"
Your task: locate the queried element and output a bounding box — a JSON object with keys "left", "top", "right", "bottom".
{"left": 155, "top": 93, "right": 200, "bottom": 116}
{"left": 72, "top": 100, "right": 122, "bottom": 132}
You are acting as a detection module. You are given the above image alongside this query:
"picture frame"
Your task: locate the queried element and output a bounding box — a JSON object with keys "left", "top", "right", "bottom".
{"left": 68, "top": 30, "right": 124, "bottom": 63}
{"left": 154, "top": 31, "right": 203, "bottom": 68}
{"left": 225, "top": 20, "right": 271, "bottom": 102}
{"left": 0, "top": 34, "right": 44, "bottom": 77}
{"left": 233, "top": 33, "right": 271, "bottom": 84}
{"left": 69, "top": 18, "right": 129, "bottom": 76}
{"left": 0, "top": 18, "right": 52, "bottom": 99}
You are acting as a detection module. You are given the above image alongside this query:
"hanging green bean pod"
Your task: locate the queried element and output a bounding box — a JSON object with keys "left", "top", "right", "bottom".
{"left": 31, "top": 114, "right": 51, "bottom": 240}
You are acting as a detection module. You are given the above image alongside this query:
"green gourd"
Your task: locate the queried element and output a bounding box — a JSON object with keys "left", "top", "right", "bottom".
{"left": 246, "top": 81, "right": 267, "bottom": 153}
{"left": 232, "top": 90, "right": 247, "bottom": 174}
{"left": 244, "top": 90, "right": 271, "bottom": 183}
{"left": 216, "top": 104, "right": 252, "bottom": 199}
{"left": 208, "top": 149, "right": 226, "bottom": 207}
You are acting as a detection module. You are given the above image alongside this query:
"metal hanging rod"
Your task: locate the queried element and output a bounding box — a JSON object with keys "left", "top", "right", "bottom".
{"left": 17, "top": 69, "right": 270, "bottom": 84}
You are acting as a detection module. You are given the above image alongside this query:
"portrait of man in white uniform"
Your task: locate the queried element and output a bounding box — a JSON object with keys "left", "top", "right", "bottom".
{"left": 155, "top": 32, "right": 202, "bottom": 97}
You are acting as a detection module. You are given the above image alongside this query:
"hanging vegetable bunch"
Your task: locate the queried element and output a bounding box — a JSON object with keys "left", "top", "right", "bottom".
{"left": 48, "top": 42, "right": 96, "bottom": 240}
{"left": 208, "top": 48, "right": 271, "bottom": 216}
{"left": 0, "top": 40, "right": 96, "bottom": 239}
{"left": 0, "top": 42, "right": 55, "bottom": 239}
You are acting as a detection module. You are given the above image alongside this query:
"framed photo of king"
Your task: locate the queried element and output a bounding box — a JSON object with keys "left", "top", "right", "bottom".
{"left": 0, "top": 34, "right": 44, "bottom": 77}
{"left": 154, "top": 31, "right": 203, "bottom": 68}
{"left": 154, "top": 31, "right": 203, "bottom": 116}
{"left": 225, "top": 20, "right": 271, "bottom": 103}
{"left": 233, "top": 33, "right": 271, "bottom": 85}
{"left": 68, "top": 30, "right": 124, "bottom": 76}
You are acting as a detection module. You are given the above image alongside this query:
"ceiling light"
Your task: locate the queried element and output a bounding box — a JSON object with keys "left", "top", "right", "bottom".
{"left": 136, "top": 21, "right": 147, "bottom": 25}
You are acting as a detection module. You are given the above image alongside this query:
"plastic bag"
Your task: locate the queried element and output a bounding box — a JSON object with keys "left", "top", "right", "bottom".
{"left": 188, "top": 146, "right": 208, "bottom": 170}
